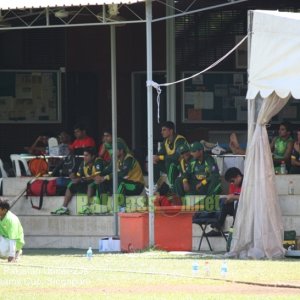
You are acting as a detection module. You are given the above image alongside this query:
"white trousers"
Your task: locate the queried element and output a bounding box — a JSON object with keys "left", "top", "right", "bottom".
{"left": 0, "top": 236, "right": 16, "bottom": 258}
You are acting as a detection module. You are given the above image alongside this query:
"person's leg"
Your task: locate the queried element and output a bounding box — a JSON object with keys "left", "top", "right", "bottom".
{"left": 117, "top": 180, "right": 144, "bottom": 196}
{"left": 174, "top": 177, "right": 185, "bottom": 197}
{"left": 0, "top": 235, "right": 10, "bottom": 258}
{"left": 52, "top": 182, "right": 84, "bottom": 215}
{"left": 154, "top": 160, "right": 166, "bottom": 183}
{"left": 165, "top": 158, "right": 179, "bottom": 187}
{"left": 87, "top": 183, "right": 96, "bottom": 205}
{"left": 216, "top": 200, "right": 234, "bottom": 229}
{"left": 62, "top": 188, "right": 74, "bottom": 207}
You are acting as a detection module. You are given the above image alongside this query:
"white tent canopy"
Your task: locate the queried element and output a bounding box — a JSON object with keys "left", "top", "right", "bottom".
{"left": 247, "top": 10, "right": 300, "bottom": 100}
{"left": 230, "top": 10, "right": 300, "bottom": 259}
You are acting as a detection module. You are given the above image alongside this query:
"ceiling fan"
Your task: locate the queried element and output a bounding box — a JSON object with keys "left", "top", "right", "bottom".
{"left": 96, "top": 4, "right": 126, "bottom": 23}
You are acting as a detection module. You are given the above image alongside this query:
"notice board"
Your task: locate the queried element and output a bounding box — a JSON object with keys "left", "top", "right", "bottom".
{"left": 182, "top": 71, "right": 248, "bottom": 123}
{"left": 0, "top": 70, "right": 61, "bottom": 123}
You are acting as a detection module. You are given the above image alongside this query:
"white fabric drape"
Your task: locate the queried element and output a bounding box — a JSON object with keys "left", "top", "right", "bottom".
{"left": 246, "top": 10, "right": 300, "bottom": 100}
{"left": 229, "top": 92, "right": 290, "bottom": 259}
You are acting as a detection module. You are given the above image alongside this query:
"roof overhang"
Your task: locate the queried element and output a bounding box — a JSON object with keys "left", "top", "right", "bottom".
{"left": 0, "top": 1, "right": 143, "bottom": 10}
{"left": 0, "top": 0, "right": 249, "bottom": 30}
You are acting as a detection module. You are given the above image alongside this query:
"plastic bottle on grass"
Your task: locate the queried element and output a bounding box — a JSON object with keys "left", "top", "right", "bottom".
{"left": 192, "top": 260, "right": 199, "bottom": 275}
{"left": 220, "top": 260, "right": 228, "bottom": 278}
{"left": 86, "top": 246, "right": 93, "bottom": 260}
{"left": 204, "top": 261, "right": 210, "bottom": 276}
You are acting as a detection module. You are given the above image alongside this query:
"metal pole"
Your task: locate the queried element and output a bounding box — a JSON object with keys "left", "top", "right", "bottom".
{"left": 111, "top": 24, "right": 118, "bottom": 236}
{"left": 146, "top": 0, "right": 154, "bottom": 247}
{"left": 166, "top": 0, "right": 176, "bottom": 122}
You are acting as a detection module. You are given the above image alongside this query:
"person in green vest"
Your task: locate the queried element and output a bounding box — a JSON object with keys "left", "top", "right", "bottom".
{"left": 174, "top": 143, "right": 192, "bottom": 196}
{"left": 270, "top": 121, "right": 294, "bottom": 173}
{"left": 153, "top": 121, "right": 188, "bottom": 188}
{"left": 0, "top": 199, "right": 24, "bottom": 262}
{"left": 51, "top": 147, "right": 107, "bottom": 215}
{"left": 180, "top": 141, "right": 221, "bottom": 196}
{"left": 98, "top": 141, "right": 145, "bottom": 196}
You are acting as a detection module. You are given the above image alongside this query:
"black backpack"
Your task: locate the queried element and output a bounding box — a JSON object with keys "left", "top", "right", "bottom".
{"left": 51, "top": 154, "right": 80, "bottom": 177}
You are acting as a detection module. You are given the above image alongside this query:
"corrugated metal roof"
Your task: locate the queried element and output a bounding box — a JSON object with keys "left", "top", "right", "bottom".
{"left": 0, "top": 0, "right": 144, "bottom": 10}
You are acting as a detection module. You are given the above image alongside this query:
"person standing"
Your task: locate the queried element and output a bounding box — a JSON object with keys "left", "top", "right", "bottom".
{"left": 153, "top": 121, "right": 188, "bottom": 188}
{"left": 0, "top": 199, "right": 24, "bottom": 262}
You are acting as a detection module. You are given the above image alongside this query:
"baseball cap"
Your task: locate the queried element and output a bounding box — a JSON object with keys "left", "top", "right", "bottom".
{"left": 190, "top": 141, "right": 204, "bottom": 152}
{"left": 178, "top": 144, "right": 190, "bottom": 155}
{"left": 117, "top": 141, "right": 126, "bottom": 150}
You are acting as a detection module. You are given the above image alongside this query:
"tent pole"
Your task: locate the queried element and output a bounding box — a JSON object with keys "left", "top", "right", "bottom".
{"left": 247, "top": 10, "right": 255, "bottom": 146}
{"left": 146, "top": 0, "right": 154, "bottom": 247}
{"left": 111, "top": 24, "right": 119, "bottom": 236}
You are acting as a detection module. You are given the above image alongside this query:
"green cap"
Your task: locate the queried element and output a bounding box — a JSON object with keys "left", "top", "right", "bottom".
{"left": 178, "top": 144, "right": 190, "bottom": 155}
{"left": 117, "top": 141, "right": 126, "bottom": 150}
{"left": 190, "top": 141, "right": 204, "bottom": 152}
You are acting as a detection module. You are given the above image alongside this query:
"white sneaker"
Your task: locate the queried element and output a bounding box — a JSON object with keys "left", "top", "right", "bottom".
{"left": 200, "top": 140, "right": 216, "bottom": 151}
{"left": 212, "top": 143, "right": 226, "bottom": 155}
{"left": 145, "top": 184, "right": 157, "bottom": 196}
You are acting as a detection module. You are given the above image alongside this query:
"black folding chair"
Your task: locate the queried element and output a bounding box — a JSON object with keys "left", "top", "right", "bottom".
{"left": 193, "top": 184, "right": 227, "bottom": 251}
{"left": 193, "top": 211, "right": 228, "bottom": 251}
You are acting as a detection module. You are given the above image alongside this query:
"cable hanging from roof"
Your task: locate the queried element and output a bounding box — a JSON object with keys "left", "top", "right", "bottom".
{"left": 147, "top": 34, "right": 248, "bottom": 123}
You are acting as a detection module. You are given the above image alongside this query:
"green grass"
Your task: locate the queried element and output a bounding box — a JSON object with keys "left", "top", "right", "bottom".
{"left": 0, "top": 249, "right": 300, "bottom": 299}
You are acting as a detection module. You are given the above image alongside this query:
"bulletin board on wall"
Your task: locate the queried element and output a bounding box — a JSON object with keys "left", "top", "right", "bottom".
{"left": 0, "top": 70, "right": 61, "bottom": 123}
{"left": 181, "top": 71, "right": 248, "bottom": 123}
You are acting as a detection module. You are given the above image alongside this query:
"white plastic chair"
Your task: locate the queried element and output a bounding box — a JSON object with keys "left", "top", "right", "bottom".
{"left": 0, "top": 158, "right": 8, "bottom": 178}
{"left": 10, "top": 154, "right": 31, "bottom": 176}
{"left": 48, "top": 137, "right": 59, "bottom": 156}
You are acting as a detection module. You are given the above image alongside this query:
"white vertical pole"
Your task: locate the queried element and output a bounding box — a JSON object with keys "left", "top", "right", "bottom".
{"left": 111, "top": 24, "right": 118, "bottom": 236}
{"left": 247, "top": 10, "right": 255, "bottom": 146}
{"left": 166, "top": 0, "right": 176, "bottom": 123}
{"left": 146, "top": 0, "right": 154, "bottom": 247}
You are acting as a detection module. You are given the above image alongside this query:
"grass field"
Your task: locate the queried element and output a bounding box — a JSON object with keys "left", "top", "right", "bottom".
{"left": 1, "top": 249, "right": 300, "bottom": 299}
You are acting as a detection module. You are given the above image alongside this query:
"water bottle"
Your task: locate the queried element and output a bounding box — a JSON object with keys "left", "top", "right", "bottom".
{"left": 220, "top": 260, "right": 228, "bottom": 278}
{"left": 288, "top": 181, "right": 295, "bottom": 195}
{"left": 280, "top": 161, "right": 286, "bottom": 175}
{"left": 204, "top": 261, "right": 210, "bottom": 276}
{"left": 86, "top": 246, "right": 93, "bottom": 260}
{"left": 192, "top": 260, "right": 199, "bottom": 275}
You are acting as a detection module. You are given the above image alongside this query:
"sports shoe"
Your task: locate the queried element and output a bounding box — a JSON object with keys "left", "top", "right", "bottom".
{"left": 200, "top": 140, "right": 216, "bottom": 151}
{"left": 211, "top": 143, "right": 226, "bottom": 155}
{"left": 205, "top": 230, "right": 222, "bottom": 237}
{"left": 145, "top": 184, "right": 158, "bottom": 196}
{"left": 51, "top": 207, "right": 70, "bottom": 215}
{"left": 79, "top": 205, "right": 93, "bottom": 215}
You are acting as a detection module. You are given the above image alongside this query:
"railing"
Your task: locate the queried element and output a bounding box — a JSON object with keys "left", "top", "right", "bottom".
{"left": 212, "top": 154, "right": 246, "bottom": 175}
